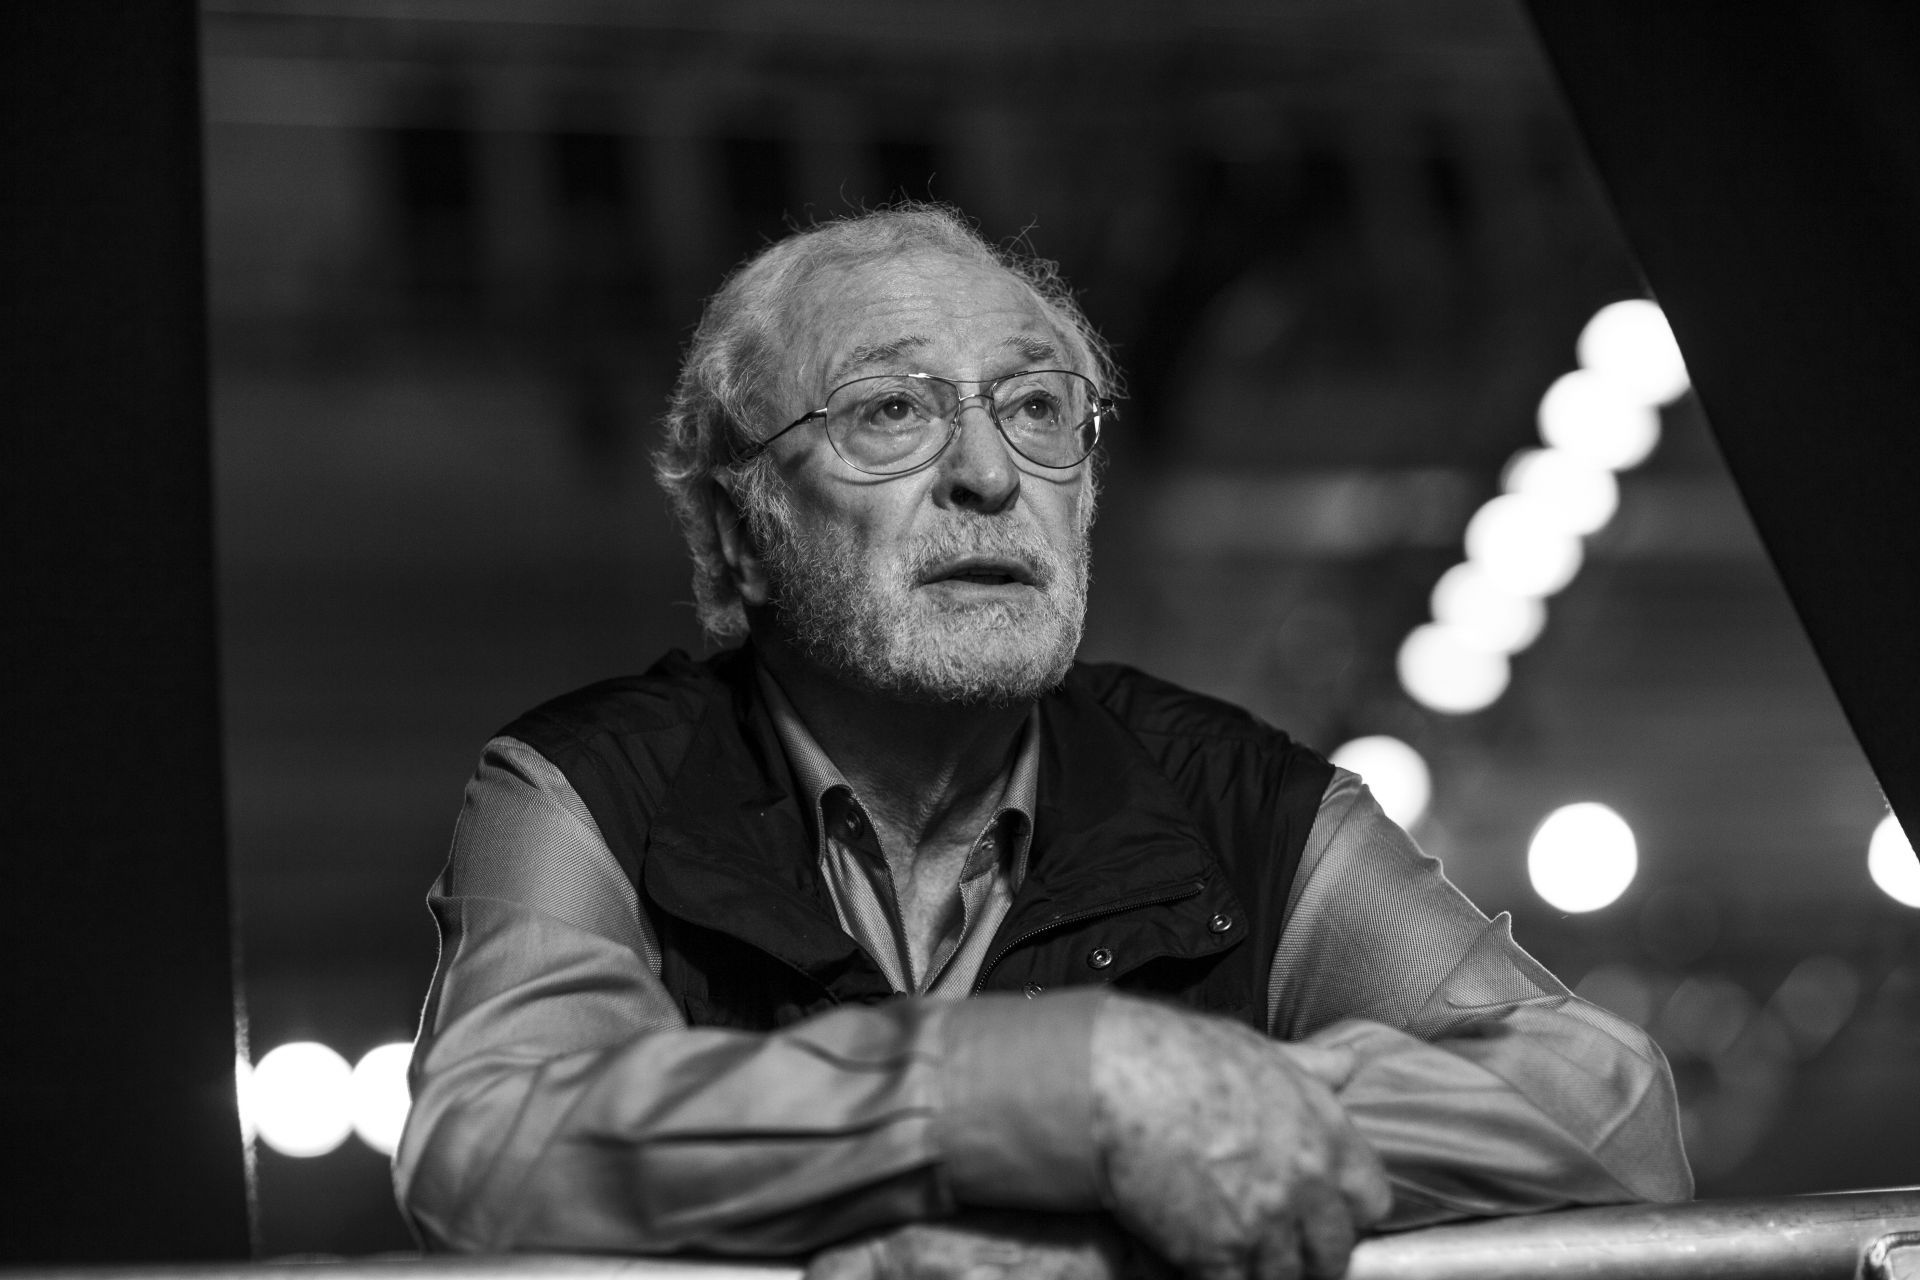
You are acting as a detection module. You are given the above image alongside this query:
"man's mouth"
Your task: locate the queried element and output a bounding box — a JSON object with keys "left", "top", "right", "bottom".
{"left": 920, "top": 556, "right": 1039, "bottom": 588}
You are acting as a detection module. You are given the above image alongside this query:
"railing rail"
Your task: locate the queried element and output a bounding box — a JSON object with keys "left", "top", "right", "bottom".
{"left": 12, "top": 1190, "right": 1920, "bottom": 1280}
{"left": 1349, "top": 1188, "right": 1920, "bottom": 1280}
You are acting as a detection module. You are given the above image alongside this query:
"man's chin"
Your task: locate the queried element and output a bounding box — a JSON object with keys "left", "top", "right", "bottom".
{"left": 841, "top": 602, "right": 1081, "bottom": 707}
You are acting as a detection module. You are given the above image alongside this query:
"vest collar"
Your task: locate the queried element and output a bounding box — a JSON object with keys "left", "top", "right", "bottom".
{"left": 968, "top": 671, "right": 1249, "bottom": 985}
{"left": 640, "top": 650, "right": 893, "bottom": 1003}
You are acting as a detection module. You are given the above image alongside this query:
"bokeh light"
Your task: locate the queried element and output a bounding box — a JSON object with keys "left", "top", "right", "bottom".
{"left": 1430, "top": 561, "right": 1547, "bottom": 655}
{"left": 1330, "top": 734, "right": 1432, "bottom": 829}
{"left": 1463, "top": 494, "right": 1584, "bottom": 597}
{"left": 1537, "top": 369, "right": 1662, "bottom": 471}
{"left": 1659, "top": 975, "right": 1755, "bottom": 1060}
{"left": 1574, "top": 963, "right": 1656, "bottom": 1027}
{"left": 1576, "top": 298, "right": 1691, "bottom": 407}
{"left": 1397, "top": 622, "right": 1510, "bottom": 714}
{"left": 249, "top": 1041, "right": 353, "bottom": 1158}
{"left": 1867, "top": 813, "right": 1920, "bottom": 908}
{"left": 350, "top": 1042, "right": 415, "bottom": 1157}
{"left": 1528, "top": 802, "right": 1638, "bottom": 912}
{"left": 1678, "top": 1004, "right": 1795, "bottom": 1180}
{"left": 1501, "top": 447, "right": 1620, "bottom": 536}
{"left": 1770, "top": 955, "right": 1860, "bottom": 1056}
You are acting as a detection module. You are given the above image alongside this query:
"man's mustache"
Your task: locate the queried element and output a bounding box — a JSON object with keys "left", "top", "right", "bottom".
{"left": 907, "top": 517, "right": 1062, "bottom": 590}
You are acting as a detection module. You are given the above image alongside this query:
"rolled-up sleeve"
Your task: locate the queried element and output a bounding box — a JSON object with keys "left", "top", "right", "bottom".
{"left": 394, "top": 738, "right": 1103, "bottom": 1255}
{"left": 1270, "top": 770, "right": 1693, "bottom": 1228}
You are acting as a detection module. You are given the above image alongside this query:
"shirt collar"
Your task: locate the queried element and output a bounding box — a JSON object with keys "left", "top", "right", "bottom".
{"left": 754, "top": 662, "right": 1041, "bottom": 879}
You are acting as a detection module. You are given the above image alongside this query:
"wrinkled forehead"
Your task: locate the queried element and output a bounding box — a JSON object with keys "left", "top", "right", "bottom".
{"left": 775, "top": 249, "right": 1088, "bottom": 401}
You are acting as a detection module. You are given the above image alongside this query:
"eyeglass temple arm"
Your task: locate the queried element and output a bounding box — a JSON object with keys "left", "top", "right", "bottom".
{"left": 731, "top": 409, "right": 825, "bottom": 464}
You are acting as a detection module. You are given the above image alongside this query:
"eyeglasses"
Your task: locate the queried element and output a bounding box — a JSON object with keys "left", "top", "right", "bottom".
{"left": 736, "top": 368, "right": 1114, "bottom": 476}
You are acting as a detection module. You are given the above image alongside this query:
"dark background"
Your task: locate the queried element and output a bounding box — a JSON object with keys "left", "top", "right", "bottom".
{"left": 187, "top": 0, "right": 1918, "bottom": 1254}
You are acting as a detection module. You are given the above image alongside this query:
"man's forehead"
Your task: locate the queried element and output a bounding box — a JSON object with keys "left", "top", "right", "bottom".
{"left": 784, "top": 250, "right": 1072, "bottom": 385}
{"left": 831, "top": 332, "right": 1065, "bottom": 384}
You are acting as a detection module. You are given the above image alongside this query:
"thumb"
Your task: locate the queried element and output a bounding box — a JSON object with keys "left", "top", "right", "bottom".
{"left": 1281, "top": 1042, "right": 1360, "bottom": 1091}
{"left": 806, "top": 1239, "right": 884, "bottom": 1280}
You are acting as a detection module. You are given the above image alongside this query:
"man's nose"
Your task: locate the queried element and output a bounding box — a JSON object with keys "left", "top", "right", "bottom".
{"left": 934, "top": 398, "right": 1019, "bottom": 513}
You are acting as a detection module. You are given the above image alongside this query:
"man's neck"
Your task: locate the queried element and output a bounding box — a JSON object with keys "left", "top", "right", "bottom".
{"left": 753, "top": 638, "right": 1030, "bottom": 858}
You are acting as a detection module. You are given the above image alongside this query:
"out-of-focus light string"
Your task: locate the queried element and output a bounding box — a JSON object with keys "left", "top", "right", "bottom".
{"left": 1359, "top": 299, "right": 1691, "bottom": 913}
{"left": 237, "top": 1040, "right": 413, "bottom": 1158}
{"left": 1397, "top": 297, "right": 1690, "bottom": 717}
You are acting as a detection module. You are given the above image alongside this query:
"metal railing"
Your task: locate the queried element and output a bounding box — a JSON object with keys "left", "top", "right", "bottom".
{"left": 15, "top": 1189, "right": 1920, "bottom": 1280}
{"left": 1349, "top": 1189, "right": 1920, "bottom": 1280}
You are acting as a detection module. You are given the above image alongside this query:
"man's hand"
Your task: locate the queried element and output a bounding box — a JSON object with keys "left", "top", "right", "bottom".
{"left": 1091, "top": 996, "right": 1392, "bottom": 1280}
{"left": 805, "top": 1212, "right": 1166, "bottom": 1280}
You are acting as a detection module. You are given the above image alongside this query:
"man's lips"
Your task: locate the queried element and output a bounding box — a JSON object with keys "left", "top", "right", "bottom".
{"left": 918, "top": 555, "right": 1039, "bottom": 587}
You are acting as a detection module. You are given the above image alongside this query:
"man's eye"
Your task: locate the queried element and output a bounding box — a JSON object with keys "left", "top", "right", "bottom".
{"left": 870, "top": 397, "right": 919, "bottom": 424}
{"left": 1011, "top": 394, "right": 1060, "bottom": 422}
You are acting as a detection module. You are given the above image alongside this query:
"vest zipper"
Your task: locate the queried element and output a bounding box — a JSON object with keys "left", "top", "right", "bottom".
{"left": 970, "top": 879, "right": 1207, "bottom": 994}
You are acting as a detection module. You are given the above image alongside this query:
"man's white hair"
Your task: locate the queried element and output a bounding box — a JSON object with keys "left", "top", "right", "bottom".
{"left": 651, "top": 202, "right": 1116, "bottom": 643}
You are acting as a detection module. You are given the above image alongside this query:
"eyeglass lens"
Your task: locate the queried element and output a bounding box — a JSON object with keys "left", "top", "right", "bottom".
{"left": 822, "top": 370, "right": 1100, "bottom": 473}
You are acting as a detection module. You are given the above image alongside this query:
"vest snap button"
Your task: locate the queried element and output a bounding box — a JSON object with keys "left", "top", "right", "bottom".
{"left": 1088, "top": 947, "right": 1114, "bottom": 970}
{"left": 1209, "top": 913, "right": 1233, "bottom": 934}
{"left": 1024, "top": 982, "right": 1045, "bottom": 998}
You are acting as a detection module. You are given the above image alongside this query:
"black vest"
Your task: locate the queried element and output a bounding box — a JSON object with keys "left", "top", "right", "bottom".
{"left": 505, "top": 649, "right": 1332, "bottom": 1034}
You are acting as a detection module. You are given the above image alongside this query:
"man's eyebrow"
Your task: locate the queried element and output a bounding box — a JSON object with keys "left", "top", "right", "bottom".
{"left": 831, "top": 336, "right": 930, "bottom": 383}
{"left": 1002, "top": 334, "right": 1060, "bottom": 365}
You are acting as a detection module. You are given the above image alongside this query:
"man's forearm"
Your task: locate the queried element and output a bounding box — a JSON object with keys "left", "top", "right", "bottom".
{"left": 1309, "top": 1009, "right": 1692, "bottom": 1229}
{"left": 397, "top": 894, "right": 1106, "bottom": 1253}
{"left": 403, "top": 1001, "right": 952, "bottom": 1253}
{"left": 1272, "top": 774, "right": 1693, "bottom": 1226}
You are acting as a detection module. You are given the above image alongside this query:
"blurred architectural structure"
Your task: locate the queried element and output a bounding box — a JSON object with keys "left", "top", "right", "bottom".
{"left": 198, "top": 0, "right": 1914, "bottom": 1252}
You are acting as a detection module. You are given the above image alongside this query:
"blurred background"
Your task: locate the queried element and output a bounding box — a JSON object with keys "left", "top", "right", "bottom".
{"left": 198, "top": 0, "right": 1920, "bottom": 1254}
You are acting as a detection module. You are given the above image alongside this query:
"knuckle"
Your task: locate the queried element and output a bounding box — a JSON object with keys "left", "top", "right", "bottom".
{"left": 807, "top": 1241, "right": 874, "bottom": 1280}
{"left": 873, "top": 1234, "right": 914, "bottom": 1279}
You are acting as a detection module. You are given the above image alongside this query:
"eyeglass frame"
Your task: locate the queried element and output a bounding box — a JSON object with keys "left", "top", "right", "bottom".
{"left": 732, "top": 368, "right": 1116, "bottom": 476}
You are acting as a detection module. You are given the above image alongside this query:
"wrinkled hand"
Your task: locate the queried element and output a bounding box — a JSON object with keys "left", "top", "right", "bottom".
{"left": 1090, "top": 997, "right": 1392, "bottom": 1280}
{"left": 805, "top": 1212, "right": 1169, "bottom": 1280}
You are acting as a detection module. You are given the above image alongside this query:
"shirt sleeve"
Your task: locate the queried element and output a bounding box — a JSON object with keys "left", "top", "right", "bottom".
{"left": 392, "top": 737, "right": 1104, "bottom": 1256}
{"left": 1268, "top": 769, "right": 1694, "bottom": 1228}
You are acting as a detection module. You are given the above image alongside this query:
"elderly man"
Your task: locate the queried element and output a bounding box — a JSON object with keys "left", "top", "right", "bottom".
{"left": 395, "top": 205, "right": 1691, "bottom": 1280}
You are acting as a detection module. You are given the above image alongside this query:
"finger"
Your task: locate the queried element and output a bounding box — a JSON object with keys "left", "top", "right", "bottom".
{"left": 1284, "top": 1082, "right": 1392, "bottom": 1230}
{"left": 1295, "top": 1184, "right": 1359, "bottom": 1280}
{"left": 1280, "top": 1044, "right": 1359, "bottom": 1092}
{"left": 1335, "top": 1139, "right": 1394, "bottom": 1227}
{"left": 1250, "top": 1215, "right": 1304, "bottom": 1280}
{"left": 806, "top": 1238, "right": 883, "bottom": 1280}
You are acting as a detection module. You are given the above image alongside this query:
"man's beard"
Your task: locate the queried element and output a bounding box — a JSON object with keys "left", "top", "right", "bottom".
{"left": 742, "top": 482, "right": 1091, "bottom": 706}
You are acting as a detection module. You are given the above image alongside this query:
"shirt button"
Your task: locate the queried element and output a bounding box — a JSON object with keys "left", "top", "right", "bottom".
{"left": 1024, "top": 982, "right": 1045, "bottom": 998}
{"left": 1087, "top": 947, "right": 1114, "bottom": 970}
{"left": 839, "top": 809, "right": 864, "bottom": 839}
{"left": 1209, "top": 913, "right": 1234, "bottom": 934}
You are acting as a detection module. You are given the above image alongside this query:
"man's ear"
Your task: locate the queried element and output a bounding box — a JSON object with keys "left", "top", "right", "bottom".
{"left": 711, "top": 474, "right": 770, "bottom": 608}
